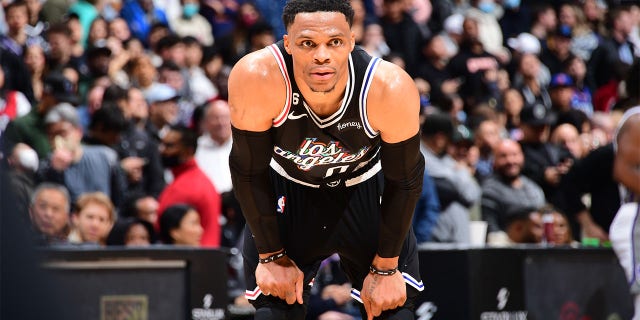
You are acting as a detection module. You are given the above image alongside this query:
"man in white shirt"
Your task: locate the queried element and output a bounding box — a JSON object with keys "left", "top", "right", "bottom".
{"left": 195, "top": 99, "right": 232, "bottom": 194}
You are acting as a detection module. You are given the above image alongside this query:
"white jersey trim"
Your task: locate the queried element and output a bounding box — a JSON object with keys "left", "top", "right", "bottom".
{"left": 359, "top": 57, "right": 381, "bottom": 138}
{"left": 268, "top": 44, "right": 292, "bottom": 127}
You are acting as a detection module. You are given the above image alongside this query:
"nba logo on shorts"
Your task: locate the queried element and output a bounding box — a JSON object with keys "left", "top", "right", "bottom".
{"left": 277, "top": 196, "right": 286, "bottom": 213}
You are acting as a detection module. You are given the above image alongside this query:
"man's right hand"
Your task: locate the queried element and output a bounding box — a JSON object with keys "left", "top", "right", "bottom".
{"left": 255, "top": 255, "right": 304, "bottom": 305}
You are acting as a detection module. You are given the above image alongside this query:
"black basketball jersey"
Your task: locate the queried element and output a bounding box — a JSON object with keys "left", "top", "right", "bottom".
{"left": 267, "top": 40, "right": 382, "bottom": 188}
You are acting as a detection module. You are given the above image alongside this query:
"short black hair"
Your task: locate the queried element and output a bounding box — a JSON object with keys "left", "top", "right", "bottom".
{"left": 421, "top": 112, "right": 454, "bottom": 139}
{"left": 169, "top": 124, "right": 199, "bottom": 153}
{"left": 106, "top": 217, "right": 157, "bottom": 245}
{"left": 159, "top": 204, "right": 194, "bottom": 244}
{"left": 102, "top": 84, "right": 128, "bottom": 104}
{"left": 89, "top": 104, "right": 128, "bottom": 132}
{"left": 282, "top": 0, "right": 354, "bottom": 30}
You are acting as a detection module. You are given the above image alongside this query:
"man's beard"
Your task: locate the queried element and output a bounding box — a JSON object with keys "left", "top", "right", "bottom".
{"left": 309, "top": 84, "right": 336, "bottom": 94}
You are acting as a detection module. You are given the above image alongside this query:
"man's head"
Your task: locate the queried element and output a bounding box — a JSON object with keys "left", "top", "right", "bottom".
{"left": 202, "top": 100, "right": 232, "bottom": 144}
{"left": 493, "top": 139, "right": 524, "bottom": 181}
{"left": 127, "top": 87, "right": 149, "bottom": 122}
{"left": 5, "top": 0, "right": 28, "bottom": 34}
{"left": 72, "top": 192, "right": 116, "bottom": 245}
{"left": 474, "top": 119, "right": 501, "bottom": 156}
{"left": 421, "top": 112, "right": 454, "bottom": 156}
{"left": 282, "top": 0, "right": 356, "bottom": 94}
{"left": 41, "top": 73, "right": 79, "bottom": 111}
{"left": 146, "top": 83, "right": 180, "bottom": 128}
{"left": 45, "top": 102, "right": 83, "bottom": 153}
{"left": 159, "top": 125, "right": 198, "bottom": 168}
{"left": 46, "top": 23, "right": 73, "bottom": 63}
{"left": 549, "top": 73, "right": 575, "bottom": 112}
{"left": 519, "top": 104, "right": 554, "bottom": 143}
{"left": 88, "top": 105, "right": 127, "bottom": 146}
{"left": 551, "top": 123, "right": 584, "bottom": 159}
{"left": 505, "top": 207, "right": 544, "bottom": 244}
{"left": 30, "top": 183, "right": 71, "bottom": 239}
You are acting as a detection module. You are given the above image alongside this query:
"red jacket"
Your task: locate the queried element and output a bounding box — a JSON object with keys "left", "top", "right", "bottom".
{"left": 158, "top": 159, "right": 221, "bottom": 247}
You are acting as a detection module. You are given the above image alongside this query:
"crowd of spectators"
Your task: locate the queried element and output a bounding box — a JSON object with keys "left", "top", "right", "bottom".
{"left": 1, "top": 0, "right": 640, "bottom": 316}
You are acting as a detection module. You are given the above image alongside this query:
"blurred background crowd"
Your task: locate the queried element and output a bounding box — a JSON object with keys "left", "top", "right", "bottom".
{"left": 0, "top": 0, "right": 639, "bottom": 318}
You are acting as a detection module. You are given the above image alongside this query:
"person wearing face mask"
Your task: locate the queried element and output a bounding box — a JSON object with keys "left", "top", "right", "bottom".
{"left": 157, "top": 124, "right": 221, "bottom": 247}
{"left": 465, "top": 0, "right": 510, "bottom": 64}
{"left": 170, "top": 0, "right": 214, "bottom": 46}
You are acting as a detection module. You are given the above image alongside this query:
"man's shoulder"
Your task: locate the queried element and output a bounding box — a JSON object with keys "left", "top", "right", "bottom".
{"left": 230, "top": 47, "right": 280, "bottom": 80}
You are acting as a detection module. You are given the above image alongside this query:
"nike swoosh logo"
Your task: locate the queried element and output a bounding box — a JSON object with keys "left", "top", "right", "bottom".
{"left": 287, "top": 112, "right": 308, "bottom": 120}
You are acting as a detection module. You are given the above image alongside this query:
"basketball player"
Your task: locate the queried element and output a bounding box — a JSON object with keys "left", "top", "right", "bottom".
{"left": 228, "top": 1, "right": 424, "bottom": 319}
{"left": 609, "top": 106, "right": 640, "bottom": 319}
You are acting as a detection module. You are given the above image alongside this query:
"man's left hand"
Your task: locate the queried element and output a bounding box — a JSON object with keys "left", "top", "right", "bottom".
{"left": 360, "top": 271, "right": 406, "bottom": 320}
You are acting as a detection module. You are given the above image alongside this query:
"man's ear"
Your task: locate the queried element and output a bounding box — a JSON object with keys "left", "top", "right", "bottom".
{"left": 283, "top": 34, "right": 291, "bottom": 54}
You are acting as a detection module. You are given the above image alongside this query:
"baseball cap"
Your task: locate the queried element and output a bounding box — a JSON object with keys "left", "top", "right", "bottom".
{"left": 549, "top": 73, "right": 574, "bottom": 89}
{"left": 145, "top": 83, "right": 180, "bottom": 104}
{"left": 44, "top": 102, "right": 81, "bottom": 127}
{"left": 443, "top": 13, "right": 464, "bottom": 35}
{"left": 507, "top": 33, "right": 541, "bottom": 55}
{"left": 520, "top": 104, "right": 555, "bottom": 126}
{"left": 555, "top": 24, "right": 573, "bottom": 39}
{"left": 42, "top": 72, "right": 79, "bottom": 105}
{"left": 453, "top": 124, "right": 474, "bottom": 144}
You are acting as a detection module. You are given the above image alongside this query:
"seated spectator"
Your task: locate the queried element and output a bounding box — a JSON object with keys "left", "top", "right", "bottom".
{"left": 518, "top": 103, "right": 573, "bottom": 205}
{"left": 37, "top": 102, "right": 127, "bottom": 208}
{"left": 106, "top": 217, "right": 156, "bottom": 246}
{"left": 69, "top": 192, "right": 117, "bottom": 246}
{"left": 157, "top": 125, "right": 221, "bottom": 247}
{"left": 195, "top": 99, "right": 233, "bottom": 194}
{"left": 169, "top": 0, "right": 213, "bottom": 46}
{"left": 551, "top": 123, "right": 585, "bottom": 160}
{"left": 473, "top": 118, "right": 502, "bottom": 183}
{"left": 504, "top": 207, "right": 544, "bottom": 245}
{"left": 3, "top": 72, "right": 79, "bottom": 159}
{"left": 159, "top": 204, "right": 203, "bottom": 246}
{"left": 547, "top": 208, "right": 577, "bottom": 246}
{"left": 412, "top": 167, "right": 441, "bottom": 244}
{"left": 146, "top": 83, "right": 181, "bottom": 137}
{"left": 420, "top": 112, "right": 481, "bottom": 243}
{"left": 29, "top": 182, "right": 71, "bottom": 245}
{"left": 123, "top": 192, "right": 160, "bottom": 226}
{"left": 482, "top": 139, "right": 546, "bottom": 242}
{"left": 306, "top": 254, "right": 360, "bottom": 320}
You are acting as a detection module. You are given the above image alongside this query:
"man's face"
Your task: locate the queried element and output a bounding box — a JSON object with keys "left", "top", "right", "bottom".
{"left": 6, "top": 5, "right": 28, "bottom": 32}
{"left": 72, "top": 202, "right": 113, "bottom": 244}
{"left": 135, "top": 196, "right": 158, "bottom": 225}
{"left": 30, "top": 189, "right": 69, "bottom": 237}
{"left": 493, "top": 140, "right": 524, "bottom": 179}
{"left": 524, "top": 212, "right": 544, "bottom": 243}
{"left": 47, "top": 121, "right": 82, "bottom": 152}
{"left": 204, "top": 101, "right": 231, "bottom": 144}
{"left": 159, "top": 130, "right": 186, "bottom": 167}
{"left": 550, "top": 87, "right": 573, "bottom": 111}
{"left": 150, "top": 100, "right": 179, "bottom": 126}
{"left": 283, "top": 11, "right": 355, "bottom": 94}
{"left": 47, "top": 33, "right": 72, "bottom": 61}
{"left": 128, "top": 88, "right": 148, "bottom": 120}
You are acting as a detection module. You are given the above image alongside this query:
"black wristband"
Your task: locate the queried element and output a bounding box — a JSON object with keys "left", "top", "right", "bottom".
{"left": 258, "top": 251, "right": 287, "bottom": 264}
{"left": 369, "top": 265, "right": 398, "bottom": 276}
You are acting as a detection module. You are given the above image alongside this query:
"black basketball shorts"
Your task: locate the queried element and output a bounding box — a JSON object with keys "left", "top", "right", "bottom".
{"left": 242, "top": 170, "right": 424, "bottom": 318}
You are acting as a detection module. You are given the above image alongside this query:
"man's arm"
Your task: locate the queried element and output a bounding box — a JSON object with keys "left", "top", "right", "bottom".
{"left": 361, "top": 60, "right": 424, "bottom": 319}
{"left": 227, "top": 48, "right": 303, "bottom": 305}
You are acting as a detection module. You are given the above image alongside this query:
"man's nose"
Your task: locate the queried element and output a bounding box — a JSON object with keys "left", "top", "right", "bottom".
{"left": 313, "top": 45, "right": 330, "bottom": 64}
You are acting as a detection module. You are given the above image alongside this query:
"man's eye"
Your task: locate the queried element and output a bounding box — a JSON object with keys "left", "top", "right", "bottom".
{"left": 301, "top": 41, "right": 314, "bottom": 48}
{"left": 330, "top": 39, "right": 343, "bottom": 46}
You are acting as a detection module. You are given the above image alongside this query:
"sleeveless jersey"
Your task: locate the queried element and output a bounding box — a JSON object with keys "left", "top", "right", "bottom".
{"left": 267, "top": 40, "right": 382, "bottom": 189}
